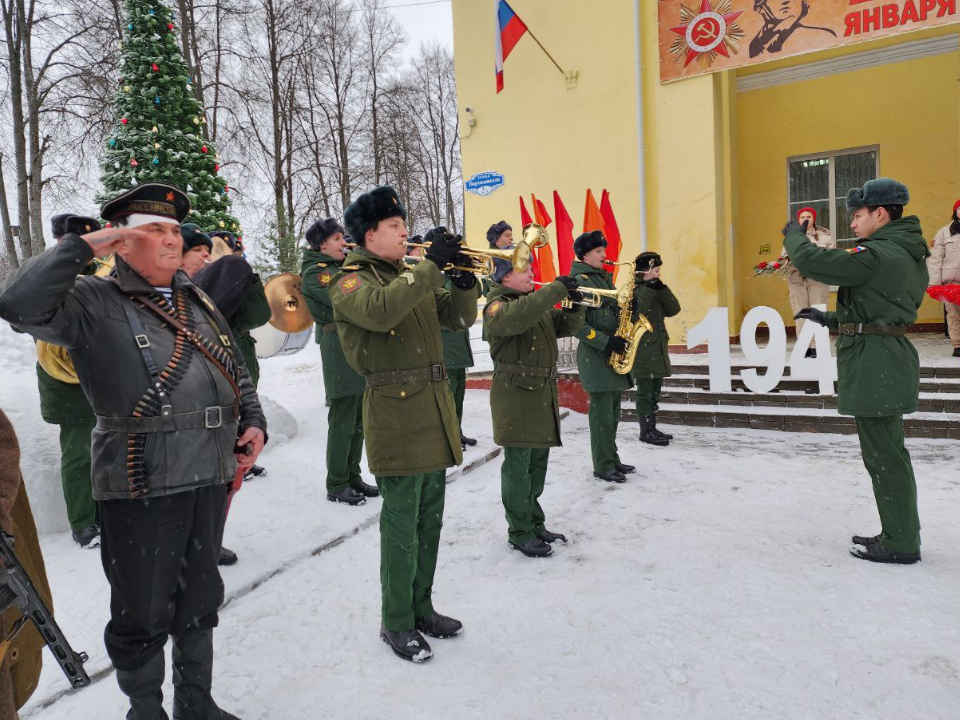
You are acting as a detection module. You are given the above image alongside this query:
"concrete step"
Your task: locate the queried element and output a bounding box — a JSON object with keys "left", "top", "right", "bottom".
{"left": 663, "top": 374, "right": 960, "bottom": 395}
{"left": 672, "top": 362, "right": 960, "bottom": 379}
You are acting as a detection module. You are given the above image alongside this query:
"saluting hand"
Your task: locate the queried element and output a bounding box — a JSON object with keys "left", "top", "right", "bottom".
{"left": 794, "top": 307, "right": 827, "bottom": 326}
{"left": 235, "top": 426, "right": 266, "bottom": 471}
{"left": 81, "top": 226, "right": 150, "bottom": 257}
{"left": 782, "top": 219, "right": 809, "bottom": 238}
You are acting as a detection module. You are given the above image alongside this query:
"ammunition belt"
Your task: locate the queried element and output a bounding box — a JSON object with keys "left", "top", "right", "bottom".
{"left": 837, "top": 323, "right": 907, "bottom": 337}
{"left": 494, "top": 362, "right": 559, "bottom": 380}
{"left": 98, "top": 405, "right": 238, "bottom": 433}
{"left": 365, "top": 364, "right": 447, "bottom": 388}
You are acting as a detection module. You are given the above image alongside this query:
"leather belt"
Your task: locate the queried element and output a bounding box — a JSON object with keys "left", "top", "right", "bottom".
{"left": 365, "top": 364, "right": 447, "bottom": 388}
{"left": 96, "top": 405, "right": 238, "bottom": 433}
{"left": 838, "top": 323, "right": 907, "bottom": 337}
{"left": 495, "top": 362, "right": 559, "bottom": 380}
{"left": 322, "top": 322, "right": 338, "bottom": 334}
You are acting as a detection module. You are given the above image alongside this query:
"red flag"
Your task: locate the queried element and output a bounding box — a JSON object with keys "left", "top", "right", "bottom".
{"left": 531, "top": 194, "right": 552, "bottom": 227}
{"left": 599, "top": 189, "right": 624, "bottom": 282}
{"left": 531, "top": 194, "right": 556, "bottom": 281}
{"left": 553, "top": 191, "right": 575, "bottom": 276}
{"left": 583, "top": 189, "right": 606, "bottom": 234}
{"left": 519, "top": 196, "right": 533, "bottom": 226}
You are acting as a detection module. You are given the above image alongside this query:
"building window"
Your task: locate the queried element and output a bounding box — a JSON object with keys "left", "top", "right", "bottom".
{"left": 788, "top": 147, "right": 878, "bottom": 249}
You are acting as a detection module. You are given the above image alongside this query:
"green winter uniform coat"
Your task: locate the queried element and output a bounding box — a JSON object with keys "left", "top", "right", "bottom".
{"left": 36, "top": 363, "right": 94, "bottom": 424}
{"left": 329, "top": 247, "right": 480, "bottom": 476}
{"left": 784, "top": 215, "right": 930, "bottom": 417}
{"left": 441, "top": 275, "right": 475, "bottom": 371}
{"left": 631, "top": 281, "right": 681, "bottom": 378}
{"left": 570, "top": 261, "right": 632, "bottom": 393}
{"left": 484, "top": 282, "right": 584, "bottom": 448}
{"left": 301, "top": 249, "right": 367, "bottom": 399}
{"left": 229, "top": 277, "right": 271, "bottom": 387}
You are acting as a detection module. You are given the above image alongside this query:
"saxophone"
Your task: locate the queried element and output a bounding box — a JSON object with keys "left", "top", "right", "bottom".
{"left": 606, "top": 261, "right": 654, "bottom": 375}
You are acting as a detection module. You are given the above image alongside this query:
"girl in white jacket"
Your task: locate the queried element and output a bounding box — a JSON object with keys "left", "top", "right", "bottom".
{"left": 927, "top": 199, "right": 960, "bottom": 357}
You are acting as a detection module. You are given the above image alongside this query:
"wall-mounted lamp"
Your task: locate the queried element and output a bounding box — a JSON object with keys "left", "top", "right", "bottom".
{"left": 460, "top": 106, "right": 477, "bottom": 140}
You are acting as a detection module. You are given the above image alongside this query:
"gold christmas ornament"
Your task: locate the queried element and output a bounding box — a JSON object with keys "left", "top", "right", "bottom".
{"left": 124, "top": 85, "right": 131, "bottom": 92}
{"left": 219, "top": 221, "right": 226, "bottom": 228}
{"left": 193, "top": 117, "right": 200, "bottom": 125}
{"left": 154, "top": 142, "right": 160, "bottom": 149}
{"left": 152, "top": 125, "right": 158, "bottom": 133}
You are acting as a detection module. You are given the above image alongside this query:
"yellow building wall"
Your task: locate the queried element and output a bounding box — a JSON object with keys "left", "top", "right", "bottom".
{"left": 451, "top": 0, "right": 641, "bottom": 263}
{"left": 737, "top": 41, "right": 960, "bottom": 329}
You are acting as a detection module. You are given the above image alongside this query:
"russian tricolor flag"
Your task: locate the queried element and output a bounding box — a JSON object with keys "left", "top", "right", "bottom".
{"left": 495, "top": 0, "right": 528, "bottom": 93}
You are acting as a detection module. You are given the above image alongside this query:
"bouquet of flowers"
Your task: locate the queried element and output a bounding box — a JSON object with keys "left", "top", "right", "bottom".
{"left": 926, "top": 284, "right": 960, "bottom": 305}
{"left": 752, "top": 255, "right": 791, "bottom": 279}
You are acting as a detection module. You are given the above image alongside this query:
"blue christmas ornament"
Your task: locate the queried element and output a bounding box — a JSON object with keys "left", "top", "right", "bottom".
{"left": 149, "top": 9, "right": 154, "bottom": 15}
{"left": 109, "top": 139, "right": 117, "bottom": 147}
{"left": 128, "top": 23, "right": 133, "bottom": 30}
{"left": 154, "top": 97, "right": 161, "bottom": 105}
{"left": 153, "top": 157, "right": 160, "bottom": 165}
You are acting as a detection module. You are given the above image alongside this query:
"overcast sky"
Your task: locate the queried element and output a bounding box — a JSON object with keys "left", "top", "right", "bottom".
{"left": 386, "top": 0, "right": 455, "bottom": 56}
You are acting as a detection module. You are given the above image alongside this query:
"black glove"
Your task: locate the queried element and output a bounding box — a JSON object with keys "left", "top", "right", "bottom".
{"left": 555, "top": 275, "right": 579, "bottom": 292}
{"left": 566, "top": 290, "right": 585, "bottom": 305}
{"left": 794, "top": 307, "right": 827, "bottom": 326}
{"left": 642, "top": 278, "right": 665, "bottom": 290}
{"left": 782, "top": 219, "right": 809, "bottom": 237}
{"left": 424, "top": 228, "right": 460, "bottom": 269}
{"left": 447, "top": 269, "right": 477, "bottom": 291}
{"left": 604, "top": 335, "right": 628, "bottom": 356}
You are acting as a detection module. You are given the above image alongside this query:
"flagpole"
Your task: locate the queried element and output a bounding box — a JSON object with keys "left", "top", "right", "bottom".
{"left": 525, "top": 27, "right": 565, "bottom": 76}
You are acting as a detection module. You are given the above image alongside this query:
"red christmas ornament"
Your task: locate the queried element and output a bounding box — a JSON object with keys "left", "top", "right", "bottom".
{"left": 167, "top": 23, "right": 174, "bottom": 30}
{"left": 201, "top": 146, "right": 208, "bottom": 153}
{"left": 121, "top": 117, "right": 129, "bottom": 124}
{"left": 151, "top": 63, "right": 159, "bottom": 72}
{"left": 214, "top": 163, "right": 220, "bottom": 172}
{"left": 130, "top": 158, "right": 139, "bottom": 166}
{"left": 224, "top": 186, "right": 229, "bottom": 193}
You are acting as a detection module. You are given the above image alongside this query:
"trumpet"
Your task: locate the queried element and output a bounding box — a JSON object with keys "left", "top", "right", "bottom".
{"left": 405, "top": 235, "right": 540, "bottom": 276}
{"left": 532, "top": 282, "right": 621, "bottom": 309}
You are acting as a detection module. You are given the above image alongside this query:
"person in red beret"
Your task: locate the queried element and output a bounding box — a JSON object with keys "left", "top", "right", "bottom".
{"left": 782, "top": 207, "right": 836, "bottom": 357}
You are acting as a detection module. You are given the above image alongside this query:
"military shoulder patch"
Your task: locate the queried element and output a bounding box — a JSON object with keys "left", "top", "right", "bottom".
{"left": 846, "top": 246, "right": 867, "bottom": 254}
{"left": 338, "top": 273, "right": 363, "bottom": 295}
{"left": 318, "top": 271, "right": 333, "bottom": 287}
{"left": 486, "top": 300, "right": 503, "bottom": 316}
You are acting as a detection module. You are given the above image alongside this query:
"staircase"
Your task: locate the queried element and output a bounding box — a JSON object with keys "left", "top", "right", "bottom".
{"left": 621, "top": 364, "right": 960, "bottom": 440}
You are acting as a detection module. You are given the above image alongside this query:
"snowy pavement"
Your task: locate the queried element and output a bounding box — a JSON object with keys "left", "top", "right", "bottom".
{"left": 3, "top": 325, "right": 959, "bottom": 719}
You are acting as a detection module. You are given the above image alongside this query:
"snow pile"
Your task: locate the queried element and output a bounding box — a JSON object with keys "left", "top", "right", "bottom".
{"left": 258, "top": 394, "right": 298, "bottom": 451}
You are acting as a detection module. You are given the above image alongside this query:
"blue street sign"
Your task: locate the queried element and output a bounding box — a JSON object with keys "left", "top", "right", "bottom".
{"left": 465, "top": 172, "right": 505, "bottom": 196}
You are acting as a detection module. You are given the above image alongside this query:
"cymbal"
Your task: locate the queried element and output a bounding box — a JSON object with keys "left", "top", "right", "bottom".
{"left": 264, "top": 272, "right": 314, "bottom": 333}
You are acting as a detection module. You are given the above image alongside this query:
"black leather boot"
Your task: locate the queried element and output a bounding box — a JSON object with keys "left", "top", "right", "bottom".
{"left": 415, "top": 611, "right": 463, "bottom": 639}
{"left": 352, "top": 479, "right": 380, "bottom": 498}
{"left": 460, "top": 434, "right": 478, "bottom": 447}
{"left": 380, "top": 626, "right": 433, "bottom": 663}
{"left": 217, "top": 547, "right": 238, "bottom": 566}
{"left": 614, "top": 462, "right": 636, "bottom": 475}
{"left": 326, "top": 487, "right": 366, "bottom": 506}
{"left": 850, "top": 542, "right": 921, "bottom": 565}
{"left": 510, "top": 538, "right": 553, "bottom": 557}
{"left": 639, "top": 415, "right": 670, "bottom": 446}
{"left": 536, "top": 528, "right": 567, "bottom": 544}
{"left": 593, "top": 469, "right": 626, "bottom": 483}
{"left": 851, "top": 532, "right": 882, "bottom": 546}
{"left": 172, "top": 629, "right": 240, "bottom": 720}
{"left": 117, "top": 652, "right": 169, "bottom": 720}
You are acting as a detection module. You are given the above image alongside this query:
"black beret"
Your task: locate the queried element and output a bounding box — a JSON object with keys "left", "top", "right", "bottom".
{"left": 486, "top": 221, "right": 512, "bottom": 248}
{"left": 847, "top": 177, "right": 910, "bottom": 211}
{"left": 635, "top": 251, "right": 663, "bottom": 273}
{"left": 574, "top": 230, "right": 606, "bottom": 259}
{"left": 210, "top": 230, "right": 238, "bottom": 251}
{"left": 491, "top": 257, "right": 513, "bottom": 283}
{"left": 305, "top": 217, "right": 345, "bottom": 249}
{"left": 181, "top": 223, "right": 212, "bottom": 252}
{"left": 52, "top": 214, "right": 101, "bottom": 238}
{"left": 343, "top": 186, "right": 406, "bottom": 245}
{"left": 100, "top": 183, "right": 190, "bottom": 224}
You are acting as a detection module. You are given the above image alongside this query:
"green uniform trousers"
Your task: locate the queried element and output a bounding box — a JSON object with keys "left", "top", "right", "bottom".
{"left": 447, "top": 368, "right": 467, "bottom": 426}
{"left": 855, "top": 415, "right": 921, "bottom": 554}
{"left": 325, "top": 394, "right": 365, "bottom": 494}
{"left": 501, "top": 447, "right": 550, "bottom": 546}
{"left": 377, "top": 472, "right": 446, "bottom": 632}
{"left": 58, "top": 418, "right": 97, "bottom": 531}
{"left": 634, "top": 377, "right": 664, "bottom": 416}
{"left": 588, "top": 391, "right": 622, "bottom": 473}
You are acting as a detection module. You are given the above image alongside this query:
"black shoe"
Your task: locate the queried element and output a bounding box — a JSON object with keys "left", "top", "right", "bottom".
{"left": 614, "top": 462, "right": 635, "bottom": 475}
{"left": 327, "top": 487, "right": 366, "bottom": 506}
{"left": 72, "top": 525, "right": 100, "bottom": 549}
{"left": 850, "top": 542, "right": 921, "bottom": 565}
{"left": 536, "top": 529, "right": 567, "bottom": 544}
{"left": 172, "top": 629, "right": 240, "bottom": 720}
{"left": 852, "top": 532, "right": 882, "bottom": 546}
{"left": 639, "top": 414, "right": 670, "bottom": 446}
{"left": 953, "top": 347, "right": 960, "bottom": 358}
{"left": 460, "top": 434, "right": 478, "bottom": 447}
{"left": 510, "top": 538, "right": 553, "bottom": 557}
{"left": 415, "top": 612, "right": 463, "bottom": 639}
{"left": 217, "top": 547, "right": 238, "bottom": 566}
{"left": 593, "top": 469, "right": 626, "bottom": 483}
{"left": 646, "top": 413, "right": 673, "bottom": 441}
{"left": 243, "top": 464, "right": 267, "bottom": 481}
{"left": 352, "top": 479, "right": 380, "bottom": 498}
{"left": 380, "top": 626, "right": 433, "bottom": 663}
{"left": 804, "top": 348, "right": 817, "bottom": 359}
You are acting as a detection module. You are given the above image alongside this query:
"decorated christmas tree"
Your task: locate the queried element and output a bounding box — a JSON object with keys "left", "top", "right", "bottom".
{"left": 98, "top": 0, "right": 242, "bottom": 239}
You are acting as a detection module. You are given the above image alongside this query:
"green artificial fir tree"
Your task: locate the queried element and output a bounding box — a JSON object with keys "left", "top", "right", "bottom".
{"left": 99, "top": 0, "right": 242, "bottom": 241}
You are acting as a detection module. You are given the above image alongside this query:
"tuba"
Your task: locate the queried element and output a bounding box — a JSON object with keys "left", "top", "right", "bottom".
{"left": 605, "top": 261, "right": 654, "bottom": 375}
{"left": 35, "top": 254, "right": 116, "bottom": 383}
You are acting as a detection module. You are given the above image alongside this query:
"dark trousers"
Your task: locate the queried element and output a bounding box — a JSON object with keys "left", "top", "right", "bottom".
{"left": 588, "top": 391, "right": 622, "bottom": 473}
{"left": 501, "top": 447, "right": 550, "bottom": 545}
{"left": 447, "top": 368, "right": 467, "bottom": 427}
{"left": 634, "top": 377, "right": 664, "bottom": 416}
{"left": 58, "top": 418, "right": 97, "bottom": 531}
{"left": 855, "top": 415, "right": 921, "bottom": 553}
{"left": 326, "top": 393, "right": 365, "bottom": 494}
{"left": 100, "top": 484, "right": 227, "bottom": 671}
{"left": 377, "top": 472, "right": 446, "bottom": 632}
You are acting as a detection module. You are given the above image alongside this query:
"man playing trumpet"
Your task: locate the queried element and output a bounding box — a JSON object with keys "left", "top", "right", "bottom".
{"left": 484, "top": 258, "right": 584, "bottom": 558}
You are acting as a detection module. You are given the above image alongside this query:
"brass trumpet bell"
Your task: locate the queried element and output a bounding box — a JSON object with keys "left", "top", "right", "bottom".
{"left": 263, "top": 273, "right": 313, "bottom": 333}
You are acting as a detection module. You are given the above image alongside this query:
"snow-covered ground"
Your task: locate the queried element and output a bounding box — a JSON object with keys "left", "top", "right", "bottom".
{"left": 2, "top": 323, "right": 959, "bottom": 719}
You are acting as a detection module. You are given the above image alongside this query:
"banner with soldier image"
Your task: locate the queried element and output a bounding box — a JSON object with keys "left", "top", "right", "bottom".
{"left": 657, "top": 0, "right": 959, "bottom": 83}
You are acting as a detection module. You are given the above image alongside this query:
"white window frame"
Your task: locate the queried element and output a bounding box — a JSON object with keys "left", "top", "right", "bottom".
{"left": 786, "top": 145, "right": 880, "bottom": 248}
